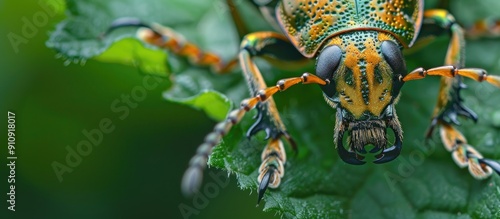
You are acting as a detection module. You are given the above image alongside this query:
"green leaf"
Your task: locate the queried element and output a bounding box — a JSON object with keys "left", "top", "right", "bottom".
{"left": 47, "top": 0, "right": 500, "bottom": 218}
{"left": 93, "top": 38, "right": 170, "bottom": 76}
{"left": 46, "top": 0, "right": 217, "bottom": 76}
{"left": 164, "top": 89, "right": 231, "bottom": 122}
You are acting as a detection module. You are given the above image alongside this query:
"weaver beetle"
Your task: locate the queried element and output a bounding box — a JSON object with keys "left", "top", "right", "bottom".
{"left": 105, "top": 0, "right": 500, "bottom": 204}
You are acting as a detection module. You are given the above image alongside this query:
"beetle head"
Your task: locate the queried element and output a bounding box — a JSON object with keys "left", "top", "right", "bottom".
{"left": 316, "top": 32, "right": 406, "bottom": 164}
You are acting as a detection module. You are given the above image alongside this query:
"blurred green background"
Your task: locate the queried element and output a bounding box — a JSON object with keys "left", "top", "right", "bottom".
{"left": 0, "top": 0, "right": 275, "bottom": 218}
{"left": 1, "top": 0, "right": 500, "bottom": 219}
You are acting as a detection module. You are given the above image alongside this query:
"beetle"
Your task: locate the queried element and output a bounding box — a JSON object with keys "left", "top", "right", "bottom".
{"left": 105, "top": 0, "right": 500, "bottom": 204}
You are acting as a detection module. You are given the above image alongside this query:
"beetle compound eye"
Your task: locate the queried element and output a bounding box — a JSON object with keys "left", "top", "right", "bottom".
{"left": 381, "top": 40, "right": 407, "bottom": 99}
{"left": 316, "top": 45, "right": 342, "bottom": 97}
{"left": 316, "top": 45, "right": 342, "bottom": 80}
{"left": 381, "top": 40, "right": 407, "bottom": 77}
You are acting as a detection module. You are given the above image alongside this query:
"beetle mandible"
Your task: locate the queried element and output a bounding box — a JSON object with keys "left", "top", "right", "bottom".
{"left": 106, "top": 0, "right": 500, "bottom": 204}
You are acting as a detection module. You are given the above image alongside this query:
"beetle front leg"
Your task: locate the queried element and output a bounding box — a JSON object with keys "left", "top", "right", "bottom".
{"left": 240, "top": 32, "right": 308, "bottom": 141}
{"left": 406, "top": 9, "right": 500, "bottom": 178}
{"left": 239, "top": 32, "right": 311, "bottom": 204}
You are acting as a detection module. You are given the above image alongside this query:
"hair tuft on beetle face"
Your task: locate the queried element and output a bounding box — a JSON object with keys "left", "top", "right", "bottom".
{"left": 333, "top": 105, "right": 403, "bottom": 165}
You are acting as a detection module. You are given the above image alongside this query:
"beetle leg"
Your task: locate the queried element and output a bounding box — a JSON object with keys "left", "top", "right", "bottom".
{"left": 406, "top": 10, "right": 500, "bottom": 127}
{"left": 404, "top": 9, "right": 500, "bottom": 125}
{"left": 239, "top": 32, "right": 311, "bottom": 203}
{"left": 439, "top": 123, "right": 500, "bottom": 178}
{"left": 181, "top": 72, "right": 327, "bottom": 197}
{"left": 404, "top": 9, "right": 500, "bottom": 178}
{"left": 465, "top": 18, "right": 500, "bottom": 39}
{"left": 257, "top": 138, "right": 286, "bottom": 204}
{"left": 240, "top": 32, "right": 308, "bottom": 141}
{"left": 103, "top": 18, "right": 238, "bottom": 73}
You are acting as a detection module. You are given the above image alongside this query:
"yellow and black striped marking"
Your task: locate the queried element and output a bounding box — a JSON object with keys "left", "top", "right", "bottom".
{"left": 325, "top": 31, "right": 399, "bottom": 119}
